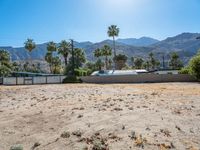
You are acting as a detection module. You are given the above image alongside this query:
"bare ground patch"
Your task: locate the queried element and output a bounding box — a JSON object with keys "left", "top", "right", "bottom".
{"left": 0, "top": 83, "right": 200, "bottom": 150}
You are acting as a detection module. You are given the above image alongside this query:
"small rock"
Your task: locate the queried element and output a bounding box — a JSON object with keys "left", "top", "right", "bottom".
{"left": 61, "top": 131, "right": 70, "bottom": 138}
{"left": 31, "top": 142, "right": 40, "bottom": 150}
{"left": 130, "top": 131, "right": 136, "bottom": 140}
{"left": 78, "top": 114, "right": 83, "bottom": 118}
{"left": 175, "top": 125, "right": 181, "bottom": 131}
{"left": 146, "top": 127, "right": 151, "bottom": 131}
{"left": 72, "top": 130, "right": 82, "bottom": 137}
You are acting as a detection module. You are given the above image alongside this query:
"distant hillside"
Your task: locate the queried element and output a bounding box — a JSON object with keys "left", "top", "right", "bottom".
{"left": 152, "top": 33, "right": 200, "bottom": 54}
{"left": 82, "top": 40, "right": 152, "bottom": 61}
{"left": 117, "top": 37, "right": 159, "bottom": 46}
{"left": 1, "top": 33, "right": 200, "bottom": 65}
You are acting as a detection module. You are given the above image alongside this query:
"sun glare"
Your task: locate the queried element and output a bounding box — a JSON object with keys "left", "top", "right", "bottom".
{"left": 106, "top": 0, "right": 133, "bottom": 7}
{"left": 98, "top": 0, "right": 138, "bottom": 13}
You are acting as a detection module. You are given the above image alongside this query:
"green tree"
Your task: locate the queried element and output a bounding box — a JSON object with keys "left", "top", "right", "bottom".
{"left": 142, "top": 60, "right": 150, "bottom": 70}
{"left": 0, "top": 49, "right": 12, "bottom": 76}
{"left": 47, "top": 41, "right": 57, "bottom": 52}
{"left": 94, "top": 48, "right": 103, "bottom": 70}
{"left": 23, "top": 62, "right": 29, "bottom": 71}
{"left": 51, "top": 56, "right": 61, "bottom": 74}
{"left": 45, "top": 41, "right": 57, "bottom": 73}
{"left": 101, "top": 45, "right": 112, "bottom": 69}
{"left": 12, "top": 62, "right": 20, "bottom": 72}
{"left": 107, "top": 25, "right": 120, "bottom": 64}
{"left": 45, "top": 51, "right": 54, "bottom": 73}
{"left": 113, "top": 54, "right": 127, "bottom": 70}
{"left": 24, "top": 38, "right": 36, "bottom": 52}
{"left": 134, "top": 57, "right": 144, "bottom": 69}
{"left": 24, "top": 38, "right": 36, "bottom": 71}
{"left": 71, "top": 48, "right": 86, "bottom": 69}
{"left": 85, "top": 61, "right": 97, "bottom": 72}
{"left": 169, "top": 52, "right": 183, "bottom": 69}
{"left": 58, "top": 40, "right": 71, "bottom": 67}
{"left": 94, "top": 48, "right": 102, "bottom": 58}
{"left": 188, "top": 52, "right": 200, "bottom": 79}
{"left": 95, "top": 59, "right": 104, "bottom": 71}
{"left": 149, "top": 52, "right": 160, "bottom": 70}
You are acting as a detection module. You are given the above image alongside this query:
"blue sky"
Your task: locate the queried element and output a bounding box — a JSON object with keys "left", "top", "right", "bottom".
{"left": 0, "top": 0, "right": 200, "bottom": 47}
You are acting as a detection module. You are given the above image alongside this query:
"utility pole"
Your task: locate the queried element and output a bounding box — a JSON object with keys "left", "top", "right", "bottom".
{"left": 70, "top": 39, "right": 75, "bottom": 76}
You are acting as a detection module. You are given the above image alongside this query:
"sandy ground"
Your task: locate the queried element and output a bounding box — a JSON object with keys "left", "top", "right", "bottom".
{"left": 0, "top": 83, "right": 200, "bottom": 150}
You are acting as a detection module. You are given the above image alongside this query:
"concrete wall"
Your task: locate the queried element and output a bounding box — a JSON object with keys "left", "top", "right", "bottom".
{"left": 33, "top": 77, "right": 46, "bottom": 84}
{"left": 2, "top": 76, "right": 66, "bottom": 85}
{"left": 81, "top": 74, "right": 197, "bottom": 83}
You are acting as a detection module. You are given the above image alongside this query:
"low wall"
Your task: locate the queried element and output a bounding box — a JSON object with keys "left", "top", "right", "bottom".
{"left": 2, "top": 76, "right": 66, "bottom": 85}
{"left": 81, "top": 74, "right": 197, "bottom": 83}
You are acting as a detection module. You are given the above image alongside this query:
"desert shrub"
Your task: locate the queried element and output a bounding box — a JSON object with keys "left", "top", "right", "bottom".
{"left": 92, "top": 139, "right": 108, "bottom": 150}
{"left": 62, "top": 76, "right": 82, "bottom": 83}
{"left": 179, "top": 67, "right": 190, "bottom": 74}
{"left": 75, "top": 68, "right": 91, "bottom": 76}
{"left": 188, "top": 54, "right": 200, "bottom": 79}
{"left": 10, "top": 145, "right": 23, "bottom": 150}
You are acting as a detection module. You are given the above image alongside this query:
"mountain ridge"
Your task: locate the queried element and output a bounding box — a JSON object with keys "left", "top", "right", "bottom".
{"left": 1, "top": 33, "right": 200, "bottom": 65}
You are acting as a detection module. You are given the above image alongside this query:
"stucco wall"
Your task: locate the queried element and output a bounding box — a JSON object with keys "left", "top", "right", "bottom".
{"left": 47, "top": 76, "right": 62, "bottom": 84}
{"left": 33, "top": 77, "right": 47, "bottom": 84}
{"left": 2, "top": 76, "right": 66, "bottom": 85}
{"left": 17, "top": 77, "right": 24, "bottom": 85}
{"left": 81, "top": 74, "right": 197, "bottom": 83}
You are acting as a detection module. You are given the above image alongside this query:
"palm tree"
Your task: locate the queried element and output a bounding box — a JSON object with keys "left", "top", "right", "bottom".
{"left": 24, "top": 38, "right": 36, "bottom": 70}
{"left": 46, "top": 41, "right": 57, "bottom": 73}
{"left": 47, "top": 41, "right": 57, "bottom": 52}
{"left": 101, "top": 45, "right": 112, "bottom": 69}
{"left": 45, "top": 51, "right": 53, "bottom": 73}
{"left": 94, "top": 48, "right": 103, "bottom": 70}
{"left": 24, "top": 38, "right": 36, "bottom": 52}
{"left": 134, "top": 57, "right": 144, "bottom": 69}
{"left": 113, "top": 54, "right": 128, "bottom": 70}
{"left": 73, "top": 48, "right": 86, "bottom": 68}
{"left": 169, "top": 52, "right": 183, "bottom": 70}
{"left": 58, "top": 40, "right": 71, "bottom": 67}
{"left": 94, "top": 48, "right": 102, "bottom": 59}
{"left": 107, "top": 25, "right": 119, "bottom": 58}
{"left": 52, "top": 56, "right": 61, "bottom": 74}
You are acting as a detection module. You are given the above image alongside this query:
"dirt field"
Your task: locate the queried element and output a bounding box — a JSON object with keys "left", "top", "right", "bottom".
{"left": 0, "top": 83, "right": 200, "bottom": 150}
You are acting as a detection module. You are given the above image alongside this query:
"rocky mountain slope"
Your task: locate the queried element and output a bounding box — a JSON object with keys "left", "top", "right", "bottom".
{"left": 1, "top": 33, "right": 200, "bottom": 64}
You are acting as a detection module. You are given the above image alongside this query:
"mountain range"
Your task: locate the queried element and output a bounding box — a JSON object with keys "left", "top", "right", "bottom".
{"left": 1, "top": 33, "right": 200, "bottom": 65}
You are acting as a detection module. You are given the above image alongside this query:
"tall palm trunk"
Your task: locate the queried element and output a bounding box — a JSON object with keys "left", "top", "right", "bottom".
{"left": 98, "top": 58, "right": 102, "bottom": 71}
{"left": 113, "top": 36, "right": 116, "bottom": 57}
{"left": 105, "top": 56, "right": 108, "bottom": 70}
{"left": 113, "top": 36, "right": 116, "bottom": 70}
{"left": 29, "top": 51, "right": 32, "bottom": 71}
{"left": 64, "top": 57, "right": 68, "bottom": 67}
{"left": 49, "top": 64, "right": 52, "bottom": 73}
